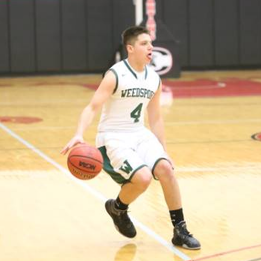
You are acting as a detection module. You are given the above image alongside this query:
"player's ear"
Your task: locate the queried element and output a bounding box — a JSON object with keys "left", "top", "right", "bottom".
{"left": 126, "top": 44, "right": 134, "bottom": 53}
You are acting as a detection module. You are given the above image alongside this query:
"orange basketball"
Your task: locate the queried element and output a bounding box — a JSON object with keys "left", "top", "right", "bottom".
{"left": 67, "top": 144, "right": 103, "bottom": 180}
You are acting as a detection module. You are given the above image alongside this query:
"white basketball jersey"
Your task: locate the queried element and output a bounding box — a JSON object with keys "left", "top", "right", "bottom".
{"left": 98, "top": 59, "right": 161, "bottom": 132}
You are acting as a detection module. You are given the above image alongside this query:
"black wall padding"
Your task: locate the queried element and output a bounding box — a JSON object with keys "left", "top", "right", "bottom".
{"left": 112, "top": 0, "right": 135, "bottom": 51}
{"left": 162, "top": 0, "right": 189, "bottom": 67}
{"left": 214, "top": 0, "right": 239, "bottom": 66}
{"left": 189, "top": 0, "right": 214, "bottom": 67}
{"left": 9, "top": 0, "right": 36, "bottom": 72}
{"left": 61, "top": 0, "right": 87, "bottom": 71}
{"left": 35, "top": 0, "right": 61, "bottom": 72}
{"left": 0, "top": 1, "right": 9, "bottom": 72}
{"left": 239, "top": 0, "right": 261, "bottom": 65}
{"left": 86, "top": 0, "right": 114, "bottom": 71}
{"left": 1, "top": 0, "right": 261, "bottom": 75}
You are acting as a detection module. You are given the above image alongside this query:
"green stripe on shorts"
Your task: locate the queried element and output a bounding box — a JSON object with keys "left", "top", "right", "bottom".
{"left": 98, "top": 146, "right": 128, "bottom": 184}
{"left": 98, "top": 146, "right": 147, "bottom": 185}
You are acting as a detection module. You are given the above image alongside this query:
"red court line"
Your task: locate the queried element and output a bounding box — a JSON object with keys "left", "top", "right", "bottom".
{"left": 163, "top": 78, "right": 261, "bottom": 98}
{"left": 82, "top": 78, "right": 261, "bottom": 98}
{"left": 191, "top": 243, "right": 261, "bottom": 261}
{"left": 20, "top": 78, "right": 261, "bottom": 98}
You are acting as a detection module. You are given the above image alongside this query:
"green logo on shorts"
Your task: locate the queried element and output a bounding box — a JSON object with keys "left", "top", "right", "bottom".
{"left": 119, "top": 160, "right": 133, "bottom": 174}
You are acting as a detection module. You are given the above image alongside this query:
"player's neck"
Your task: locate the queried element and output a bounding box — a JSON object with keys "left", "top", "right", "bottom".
{"left": 127, "top": 57, "right": 145, "bottom": 73}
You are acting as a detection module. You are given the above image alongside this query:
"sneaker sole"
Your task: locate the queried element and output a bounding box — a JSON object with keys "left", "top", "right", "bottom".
{"left": 173, "top": 241, "right": 201, "bottom": 250}
{"left": 181, "top": 244, "right": 201, "bottom": 250}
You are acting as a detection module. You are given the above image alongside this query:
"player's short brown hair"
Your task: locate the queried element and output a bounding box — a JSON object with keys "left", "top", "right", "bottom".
{"left": 122, "top": 26, "right": 150, "bottom": 46}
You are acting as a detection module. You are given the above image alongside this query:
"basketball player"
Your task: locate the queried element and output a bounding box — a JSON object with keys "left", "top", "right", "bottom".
{"left": 61, "top": 26, "right": 200, "bottom": 250}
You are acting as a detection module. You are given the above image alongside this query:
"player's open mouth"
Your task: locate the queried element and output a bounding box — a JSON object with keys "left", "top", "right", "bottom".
{"left": 147, "top": 53, "right": 152, "bottom": 59}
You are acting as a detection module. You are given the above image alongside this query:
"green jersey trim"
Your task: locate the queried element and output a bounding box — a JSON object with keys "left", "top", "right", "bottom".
{"left": 123, "top": 59, "right": 137, "bottom": 79}
{"left": 108, "top": 68, "right": 118, "bottom": 94}
{"left": 123, "top": 60, "right": 149, "bottom": 80}
{"left": 145, "top": 66, "right": 148, "bottom": 79}
{"left": 157, "top": 77, "right": 161, "bottom": 90}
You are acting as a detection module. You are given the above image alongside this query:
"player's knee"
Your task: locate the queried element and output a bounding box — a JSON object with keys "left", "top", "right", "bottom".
{"left": 154, "top": 159, "right": 174, "bottom": 181}
{"left": 132, "top": 169, "right": 152, "bottom": 191}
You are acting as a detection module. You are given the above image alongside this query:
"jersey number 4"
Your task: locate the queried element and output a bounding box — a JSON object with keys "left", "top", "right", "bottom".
{"left": 130, "top": 103, "right": 143, "bottom": 123}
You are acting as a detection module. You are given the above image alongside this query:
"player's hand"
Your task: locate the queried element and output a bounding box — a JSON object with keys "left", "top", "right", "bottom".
{"left": 60, "top": 135, "right": 85, "bottom": 155}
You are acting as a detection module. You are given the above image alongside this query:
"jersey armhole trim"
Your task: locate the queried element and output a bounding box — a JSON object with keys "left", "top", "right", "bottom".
{"left": 108, "top": 68, "right": 118, "bottom": 94}
{"left": 157, "top": 77, "right": 162, "bottom": 90}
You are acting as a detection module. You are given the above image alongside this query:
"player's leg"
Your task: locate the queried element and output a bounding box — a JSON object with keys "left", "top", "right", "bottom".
{"left": 154, "top": 160, "right": 201, "bottom": 250}
{"left": 153, "top": 160, "right": 182, "bottom": 212}
{"left": 136, "top": 129, "right": 201, "bottom": 249}
{"left": 118, "top": 166, "right": 152, "bottom": 204}
{"left": 105, "top": 165, "right": 152, "bottom": 238}
{"left": 97, "top": 133, "right": 153, "bottom": 238}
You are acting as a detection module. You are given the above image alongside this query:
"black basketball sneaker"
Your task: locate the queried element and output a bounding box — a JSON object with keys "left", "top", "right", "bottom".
{"left": 105, "top": 199, "right": 137, "bottom": 238}
{"left": 172, "top": 221, "right": 201, "bottom": 250}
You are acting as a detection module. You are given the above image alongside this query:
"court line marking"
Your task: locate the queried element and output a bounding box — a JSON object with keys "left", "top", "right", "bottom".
{"left": 192, "top": 243, "right": 261, "bottom": 261}
{"left": 0, "top": 122, "right": 190, "bottom": 261}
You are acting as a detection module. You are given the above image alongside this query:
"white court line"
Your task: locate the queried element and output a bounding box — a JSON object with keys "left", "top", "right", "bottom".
{"left": 0, "top": 122, "right": 191, "bottom": 261}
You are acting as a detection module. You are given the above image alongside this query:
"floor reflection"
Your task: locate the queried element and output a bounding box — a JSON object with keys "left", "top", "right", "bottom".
{"left": 114, "top": 243, "right": 137, "bottom": 261}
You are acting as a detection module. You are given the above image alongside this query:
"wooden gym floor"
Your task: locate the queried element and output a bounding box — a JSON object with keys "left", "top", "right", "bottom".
{"left": 0, "top": 70, "right": 261, "bottom": 261}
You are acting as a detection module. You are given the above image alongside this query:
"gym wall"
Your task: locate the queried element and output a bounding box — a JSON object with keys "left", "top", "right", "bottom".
{"left": 0, "top": 0, "right": 260, "bottom": 75}
{"left": 157, "top": 0, "right": 261, "bottom": 69}
{"left": 0, "top": 0, "right": 134, "bottom": 74}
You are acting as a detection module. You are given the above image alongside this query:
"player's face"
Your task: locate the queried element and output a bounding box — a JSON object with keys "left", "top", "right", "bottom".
{"left": 130, "top": 33, "right": 153, "bottom": 64}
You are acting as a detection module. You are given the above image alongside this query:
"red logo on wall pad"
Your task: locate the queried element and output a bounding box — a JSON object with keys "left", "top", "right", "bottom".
{"left": 0, "top": 116, "right": 42, "bottom": 124}
{"left": 251, "top": 132, "right": 261, "bottom": 141}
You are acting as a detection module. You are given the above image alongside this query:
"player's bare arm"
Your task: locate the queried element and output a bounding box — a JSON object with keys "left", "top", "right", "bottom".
{"left": 61, "top": 71, "right": 116, "bottom": 155}
{"left": 147, "top": 82, "right": 167, "bottom": 150}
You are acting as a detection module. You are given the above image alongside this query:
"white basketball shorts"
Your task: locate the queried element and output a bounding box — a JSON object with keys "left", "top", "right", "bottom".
{"left": 96, "top": 128, "right": 170, "bottom": 184}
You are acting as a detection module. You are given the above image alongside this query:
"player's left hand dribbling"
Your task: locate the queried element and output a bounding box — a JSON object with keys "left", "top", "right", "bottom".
{"left": 60, "top": 135, "right": 85, "bottom": 155}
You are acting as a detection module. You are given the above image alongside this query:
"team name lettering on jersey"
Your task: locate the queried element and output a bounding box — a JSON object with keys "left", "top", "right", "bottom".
{"left": 121, "top": 88, "right": 155, "bottom": 99}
